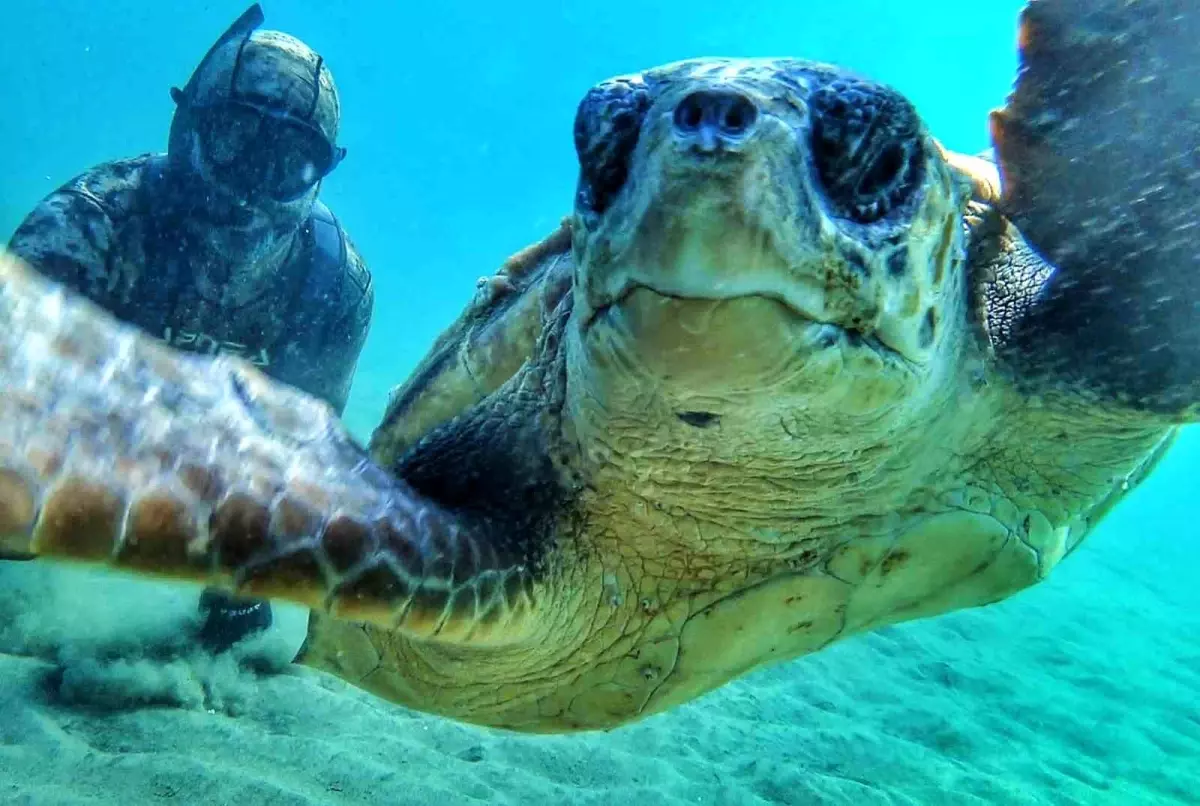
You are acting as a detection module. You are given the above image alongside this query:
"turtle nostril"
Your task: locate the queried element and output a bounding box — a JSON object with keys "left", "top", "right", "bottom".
{"left": 672, "top": 90, "right": 760, "bottom": 149}
{"left": 673, "top": 94, "right": 705, "bottom": 132}
{"left": 719, "top": 96, "right": 756, "bottom": 135}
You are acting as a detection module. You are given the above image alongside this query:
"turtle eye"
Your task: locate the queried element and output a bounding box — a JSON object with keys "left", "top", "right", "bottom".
{"left": 809, "top": 79, "right": 925, "bottom": 225}
{"left": 573, "top": 78, "right": 652, "bottom": 216}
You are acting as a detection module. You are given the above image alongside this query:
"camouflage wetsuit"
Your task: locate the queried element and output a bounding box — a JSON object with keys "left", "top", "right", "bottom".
{"left": 8, "top": 154, "right": 373, "bottom": 414}
{"left": 6, "top": 153, "right": 373, "bottom": 653}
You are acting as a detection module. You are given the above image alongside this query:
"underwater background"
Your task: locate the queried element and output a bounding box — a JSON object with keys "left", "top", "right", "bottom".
{"left": 0, "top": 1, "right": 1197, "bottom": 804}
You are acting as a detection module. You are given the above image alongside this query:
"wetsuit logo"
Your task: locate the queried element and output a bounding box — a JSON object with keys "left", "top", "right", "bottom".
{"left": 162, "top": 327, "right": 270, "bottom": 366}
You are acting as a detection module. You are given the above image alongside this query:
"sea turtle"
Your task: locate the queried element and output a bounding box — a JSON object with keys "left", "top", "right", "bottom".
{"left": 0, "top": 0, "right": 1196, "bottom": 733}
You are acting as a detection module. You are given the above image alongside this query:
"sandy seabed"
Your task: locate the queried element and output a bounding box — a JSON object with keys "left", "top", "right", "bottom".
{"left": 1, "top": 517, "right": 1194, "bottom": 806}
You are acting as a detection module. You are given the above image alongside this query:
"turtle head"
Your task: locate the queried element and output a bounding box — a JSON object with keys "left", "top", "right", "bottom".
{"left": 569, "top": 59, "right": 973, "bottom": 440}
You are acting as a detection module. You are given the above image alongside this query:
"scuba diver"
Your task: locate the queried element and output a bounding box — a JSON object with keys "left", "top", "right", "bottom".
{"left": 6, "top": 5, "right": 374, "bottom": 655}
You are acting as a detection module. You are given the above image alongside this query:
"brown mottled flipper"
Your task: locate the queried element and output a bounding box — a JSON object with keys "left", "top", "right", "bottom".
{"left": 369, "top": 222, "right": 573, "bottom": 466}
{"left": 0, "top": 251, "right": 534, "bottom": 644}
{"left": 990, "top": 0, "right": 1200, "bottom": 416}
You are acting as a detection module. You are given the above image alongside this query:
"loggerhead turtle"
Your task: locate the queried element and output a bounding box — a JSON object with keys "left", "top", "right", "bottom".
{"left": 0, "top": 0, "right": 1196, "bottom": 733}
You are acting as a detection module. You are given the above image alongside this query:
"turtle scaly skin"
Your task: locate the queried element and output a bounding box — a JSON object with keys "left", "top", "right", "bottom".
{"left": 369, "top": 221, "right": 573, "bottom": 465}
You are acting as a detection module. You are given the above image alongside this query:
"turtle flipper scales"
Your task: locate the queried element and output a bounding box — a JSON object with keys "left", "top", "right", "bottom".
{"left": 0, "top": 251, "right": 533, "bottom": 644}
{"left": 990, "top": 0, "right": 1200, "bottom": 416}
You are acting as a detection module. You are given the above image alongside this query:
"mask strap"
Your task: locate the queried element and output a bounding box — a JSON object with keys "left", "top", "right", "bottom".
{"left": 227, "top": 32, "right": 253, "bottom": 98}
{"left": 304, "top": 56, "right": 324, "bottom": 122}
{"left": 306, "top": 55, "right": 343, "bottom": 168}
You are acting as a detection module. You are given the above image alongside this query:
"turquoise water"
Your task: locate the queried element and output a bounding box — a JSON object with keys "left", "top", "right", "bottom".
{"left": 1, "top": 2, "right": 1197, "bottom": 804}
{"left": 1, "top": 0, "right": 1030, "bottom": 437}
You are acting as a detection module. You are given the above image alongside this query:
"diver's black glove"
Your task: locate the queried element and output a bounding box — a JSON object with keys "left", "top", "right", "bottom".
{"left": 196, "top": 588, "right": 273, "bottom": 653}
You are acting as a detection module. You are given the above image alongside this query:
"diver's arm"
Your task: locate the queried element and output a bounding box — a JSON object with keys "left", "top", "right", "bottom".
{"left": 308, "top": 243, "right": 374, "bottom": 416}
{"left": 6, "top": 184, "right": 116, "bottom": 298}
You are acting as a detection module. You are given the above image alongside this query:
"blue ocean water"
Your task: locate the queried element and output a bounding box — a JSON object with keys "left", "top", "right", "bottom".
{"left": 0, "top": 2, "right": 1197, "bottom": 803}
{"left": 1, "top": 0, "right": 1032, "bottom": 435}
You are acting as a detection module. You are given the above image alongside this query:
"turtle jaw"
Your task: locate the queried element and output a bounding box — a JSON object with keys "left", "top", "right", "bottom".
{"left": 570, "top": 148, "right": 932, "bottom": 404}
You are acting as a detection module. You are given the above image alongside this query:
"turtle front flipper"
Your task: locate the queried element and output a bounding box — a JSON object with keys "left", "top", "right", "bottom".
{"left": 369, "top": 222, "right": 573, "bottom": 466}
{"left": 0, "top": 251, "right": 535, "bottom": 646}
{"left": 990, "top": 0, "right": 1200, "bottom": 416}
